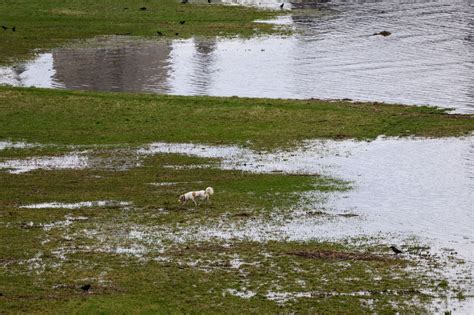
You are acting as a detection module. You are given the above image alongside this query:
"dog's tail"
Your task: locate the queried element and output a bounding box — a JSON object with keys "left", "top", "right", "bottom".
{"left": 205, "top": 187, "right": 214, "bottom": 195}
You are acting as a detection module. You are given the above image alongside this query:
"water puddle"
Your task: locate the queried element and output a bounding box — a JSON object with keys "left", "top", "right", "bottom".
{"left": 110, "top": 244, "right": 147, "bottom": 257}
{"left": 1, "top": 0, "right": 472, "bottom": 112}
{"left": 0, "top": 148, "right": 144, "bottom": 173}
{"left": 21, "top": 200, "right": 132, "bottom": 209}
{"left": 224, "top": 288, "right": 257, "bottom": 299}
{"left": 148, "top": 181, "right": 205, "bottom": 186}
{"left": 0, "top": 141, "right": 38, "bottom": 151}
{"left": 0, "top": 153, "right": 89, "bottom": 174}
{"left": 42, "top": 215, "right": 88, "bottom": 231}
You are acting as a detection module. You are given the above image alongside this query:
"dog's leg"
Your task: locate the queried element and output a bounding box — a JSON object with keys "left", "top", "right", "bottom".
{"left": 193, "top": 199, "right": 197, "bottom": 207}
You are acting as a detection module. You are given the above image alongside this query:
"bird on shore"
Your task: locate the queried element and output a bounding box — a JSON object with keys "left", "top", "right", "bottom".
{"left": 157, "top": 31, "right": 163, "bottom": 36}
{"left": 181, "top": 0, "right": 188, "bottom": 4}
{"left": 1, "top": 25, "right": 7, "bottom": 30}
{"left": 139, "top": 7, "right": 147, "bottom": 11}
{"left": 280, "top": 3, "right": 284, "bottom": 9}
{"left": 180, "top": 20, "right": 186, "bottom": 25}
{"left": 80, "top": 284, "right": 91, "bottom": 291}
{"left": 389, "top": 245, "right": 403, "bottom": 255}
{"left": 208, "top": 0, "right": 211, "bottom": 3}
{"left": 12, "top": 26, "right": 15, "bottom": 32}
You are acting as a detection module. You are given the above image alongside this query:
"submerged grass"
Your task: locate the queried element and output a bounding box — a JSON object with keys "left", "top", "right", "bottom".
{"left": 0, "top": 236, "right": 432, "bottom": 313}
{"left": 0, "top": 131, "right": 466, "bottom": 312}
{"left": 0, "top": 152, "right": 330, "bottom": 215}
{"left": 0, "top": 149, "right": 445, "bottom": 313}
{"left": 0, "top": 87, "right": 473, "bottom": 150}
{"left": 0, "top": 0, "right": 281, "bottom": 64}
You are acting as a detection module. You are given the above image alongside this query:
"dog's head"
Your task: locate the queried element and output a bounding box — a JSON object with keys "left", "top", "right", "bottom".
{"left": 178, "top": 194, "right": 186, "bottom": 204}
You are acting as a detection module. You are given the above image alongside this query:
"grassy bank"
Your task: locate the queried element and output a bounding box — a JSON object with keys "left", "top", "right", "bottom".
{"left": 0, "top": 0, "right": 280, "bottom": 64}
{"left": 0, "top": 87, "right": 473, "bottom": 150}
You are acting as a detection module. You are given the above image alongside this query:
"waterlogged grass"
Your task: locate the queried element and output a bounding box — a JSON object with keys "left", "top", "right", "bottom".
{"left": 0, "top": 0, "right": 281, "bottom": 64}
{"left": 0, "top": 147, "right": 458, "bottom": 313}
{"left": 0, "top": 86, "right": 470, "bottom": 312}
{"left": 0, "top": 2, "right": 470, "bottom": 311}
{"left": 0, "top": 87, "right": 473, "bottom": 150}
{"left": 0, "top": 152, "right": 334, "bottom": 215}
{"left": 0, "top": 238, "right": 433, "bottom": 314}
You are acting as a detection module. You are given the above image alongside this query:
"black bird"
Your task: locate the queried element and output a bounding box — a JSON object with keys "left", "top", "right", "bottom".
{"left": 157, "top": 31, "right": 163, "bottom": 36}
{"left": 389, "top": 246, "right": 403, "bottom": 255}
{"left": 12, "top": 26, "right": 15, "bottom": 32}
{"left": 139, "top": 7, "right": 147, "bottom": 11}
{"left": 208, "top": 0, "right": 211, "bottom": 3}
{"left": 181, "top": 0, "right": 188, "bottom": 4}
{"left": 80, "top": 284, "right": 91, "bottom": 291}
{"left": 373, "top": 31, "right": 391, "bottom": 37}
{"left": 1, "top": 25, "right": 7, "bottom": 30}
{"left": 123, "top": 7, "right": 129, "bottom": 10}
{"left": 280, "top": 3, "right": 284, "bottom": 9}
{"left": 179, "top": 21, "right": 185, "bottom": 25}
{"left": 175, "top": 32, "right": 179, "bottom": 36}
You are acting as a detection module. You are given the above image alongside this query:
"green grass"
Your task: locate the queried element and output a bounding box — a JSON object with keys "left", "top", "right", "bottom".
{"left": 0, "top": 152, "right": 333, "bottom": 215}
{"left": 0, "top": 0, "right": 281, "bottom": 64}
{"left": 0, "top": 239, "right": 434, "bottom": 313}
{"left": 1, "top": 87, "right": 473, "bottom": 150}
{"left": 0, "top": 236, "right": 433, "bottom": 313}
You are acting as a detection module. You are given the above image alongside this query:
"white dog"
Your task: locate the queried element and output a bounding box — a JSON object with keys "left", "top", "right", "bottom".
{"left": 179, "top": 187, "right": 214, "bottom": 206}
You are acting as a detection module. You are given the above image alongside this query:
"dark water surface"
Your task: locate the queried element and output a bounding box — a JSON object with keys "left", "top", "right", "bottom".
{"left": 0, "top": 0, "right": 473, "bottom": 112}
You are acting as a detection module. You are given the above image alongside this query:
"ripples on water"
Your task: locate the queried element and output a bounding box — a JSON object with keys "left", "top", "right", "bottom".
{"left": 0, "top": 0, "right": 472, "bottom": 112}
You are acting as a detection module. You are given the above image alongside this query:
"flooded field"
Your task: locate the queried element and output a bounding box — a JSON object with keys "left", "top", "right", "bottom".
{"left": 1, "top": 0, "right": 473, "bottom": 112}
{"left": 2, "top": 137, "right": 473, "bottom": 259}
{"left": 1, "top": 0, "right": 473, "bottom": 312}
{"left": 141, "top": 138, "right": 474, "bottom": 260}
{"left": 1, "top": 137, "right": 473, "bottom": 312}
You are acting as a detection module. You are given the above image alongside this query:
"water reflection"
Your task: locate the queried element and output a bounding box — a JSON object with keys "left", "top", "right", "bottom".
{"left": 185, "top": 38, "right": 218, "bottom": 95}
{"left": 0, "top": 0, "right": 473, "bottom": 112}
{"left": 466, "top": 18, "right": 474, "bottom": 107}
{"left": 52, "top": 38, "right": 172, "bottom": 93}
